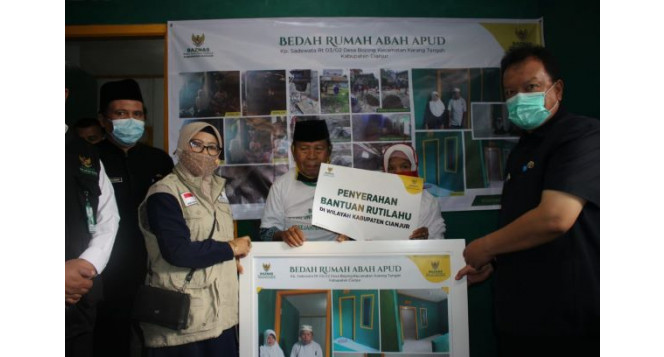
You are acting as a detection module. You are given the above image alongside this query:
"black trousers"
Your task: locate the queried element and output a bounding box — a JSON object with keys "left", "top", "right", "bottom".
{"left": 65, "top": 298, "right": 97, "bottom": 357}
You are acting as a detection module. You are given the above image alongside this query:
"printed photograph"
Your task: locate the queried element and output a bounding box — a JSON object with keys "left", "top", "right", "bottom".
{"left": 379, "top": 289, "right": 450, "bottom": 355}
{"left": 330, "top": 143, "right": 353, "bottom": 168}
{"left": 288, "top": 115, "right": 353, "bottom": 167}
{"left": 352, "top": 143, "right": 409, "bottom": 172}
{"left": 415, "top": 131, "right": 465, "bottom": 196}
{"left": 412, "top": 68, "right": 502, "bottom": 130}
{"left": 179, "top": 71, "right": 241, "bottom": 118}
{"left": 471, "top": 103, "right": 520, "bottom": 139}
{"left": 257, "top": 289, "right": 331, "bottom": 357}
{"left": 350, "top": 69, "right": 380, "bottom": 113}
{"left": 332, "top": 290, "right": 380, "bottom": 353}
{"left": 352, "top": 114, "right": 411, "bottom": 142}
{"left": 379, "top": 68, "right": 410, "bottom": 112}
{"left": 218, "top": 165, "right": 288, "bottom": 205}
{"left": 463, "top": 132, "right": 517, "bottom": 190}
{"left": 242, "top": 70, "right": 287, "bottom": 116}
{"left": 320, "top": 69, "right": 350, "bottom": 114}
{"left": 289, "top": 115, "right": 351, "bottom": 143}
{"left": 224, "top": 117, "right": 275, "bottom": 164}
{"left": 271, "top": 116, "right": 289, "bottom": 164}
{"left": 289, "top": 69, "right": 320, "bottom": 115}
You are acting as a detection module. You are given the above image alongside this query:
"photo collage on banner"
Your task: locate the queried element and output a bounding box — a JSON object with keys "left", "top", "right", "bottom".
{"left": 257, "top": 288, "right": 451, "bottom": 356}
{"left": 169, "top": 19, "right": 543, "bottom": 217}
{"left": 176, "top": 66, "right": 518, "bottom": 211}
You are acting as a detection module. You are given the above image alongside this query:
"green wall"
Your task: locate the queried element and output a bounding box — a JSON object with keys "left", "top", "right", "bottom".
{"left": 333, "top": 290, "right": 380, "bottom": 349}
{"left": 257, "top": 289, "right": 277, "bottom": 348}
{"left": 67, "top": 2, "right": 598, "bottom": 357}
{"left": 397, "top": 293, "right": 447, "bottom": 339}
{"left": 379, "top": 289, "right": 403, "bottom": 352}
{"left": 280, "top": 296, "right": 300, "bottom": 355}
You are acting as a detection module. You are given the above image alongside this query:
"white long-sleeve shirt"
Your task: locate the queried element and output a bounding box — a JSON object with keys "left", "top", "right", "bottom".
{"left": 77, "top": 163, "right": 120, "bottom": 274}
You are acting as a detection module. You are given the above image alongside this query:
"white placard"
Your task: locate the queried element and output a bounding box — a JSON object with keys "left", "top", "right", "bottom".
{"left": 239, "top": 240, "right": 469, "bottom": 357}
{"left": 311, "top": 164, "right": 423, "bottom": 240}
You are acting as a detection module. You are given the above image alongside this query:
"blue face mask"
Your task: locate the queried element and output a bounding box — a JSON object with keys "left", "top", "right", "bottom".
{"left": 505, "top": 83, "right": 559, "bottom": 130}
{"left": 110, "top": 118, "right": 145, "bottom": 146}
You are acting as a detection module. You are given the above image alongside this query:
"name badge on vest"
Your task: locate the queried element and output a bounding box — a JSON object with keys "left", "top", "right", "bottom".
{"left": 180, "top": 192, "right": 199, "bottom": 207}
{"left": 218, "top": 190, "right": 229, "bottom": 204}
{"left": 109, "top": 177, "right": 123, "bottom": 184}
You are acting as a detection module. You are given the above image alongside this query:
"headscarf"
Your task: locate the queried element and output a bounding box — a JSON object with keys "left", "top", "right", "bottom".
{"left": 259, "top": 329, "right": 285, "bottom": 357}
{"left": 383, "top": 143, "right": 418, "bottom": 177}
{"left": 176, "top": 122, "right": 222, "bottom": 178}
{"left": 428, "top": 91, "right": 445, "bottom": 117}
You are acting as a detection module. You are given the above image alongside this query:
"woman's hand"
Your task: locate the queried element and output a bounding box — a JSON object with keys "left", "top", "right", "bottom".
{"left": 229, "top": 236, "right": 252, "bottom": 257}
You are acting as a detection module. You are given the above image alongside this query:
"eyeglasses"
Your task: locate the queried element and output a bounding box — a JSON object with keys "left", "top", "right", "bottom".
{"left": 107, "top": 110, "right": 145, "bottom": 119}
{"left": 189, "top": 139, "right": 221, "bottom": 156}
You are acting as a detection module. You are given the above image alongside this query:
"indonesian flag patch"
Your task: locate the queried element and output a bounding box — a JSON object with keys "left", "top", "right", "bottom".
{"left": 180, "top": 192, "right": 199, "bottom": 207}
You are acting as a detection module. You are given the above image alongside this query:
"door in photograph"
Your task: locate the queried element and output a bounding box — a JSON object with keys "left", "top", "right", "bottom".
{"left": 277, "top": 291, "right": 330, "bottom": 357}
{"left": 423, "top": 139, "right": 440, "bottom": 186}
{"left": 339, "top": 296, "right": 355, "bottom": 340}
{"left": 399, "top": 306, "right": 418, "bottom": 340}
{"left": 483, "top": 146, "right": 503, "bottom": 187}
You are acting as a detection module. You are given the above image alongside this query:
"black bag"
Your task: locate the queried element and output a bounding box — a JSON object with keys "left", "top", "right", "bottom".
{"left": 132, "top": 212, "right": 218, "bottom": 330}
{"left": 131, "top": 284, "right": 191, "bottom": 330}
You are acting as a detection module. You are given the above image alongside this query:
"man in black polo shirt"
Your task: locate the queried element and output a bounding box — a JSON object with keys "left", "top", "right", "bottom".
{"left": 455, "top": 44, "right": 599, "bottom": 356}
{"left": 93, "top": 79, "right": 174, "bottom": 357}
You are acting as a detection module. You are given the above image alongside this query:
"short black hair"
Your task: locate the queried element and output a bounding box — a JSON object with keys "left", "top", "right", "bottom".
{"left": 73, "top": 117, "right": 103, "bottom": 130}
{"left": 500, "top": 44, "right": 561, "bottom": 82}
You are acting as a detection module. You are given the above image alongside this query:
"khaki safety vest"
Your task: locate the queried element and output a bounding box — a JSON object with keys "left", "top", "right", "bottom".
{"left": 138, "top": 164, "right": 238, "bottom": 347}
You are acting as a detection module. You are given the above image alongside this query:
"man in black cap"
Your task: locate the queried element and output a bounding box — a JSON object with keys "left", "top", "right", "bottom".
{"left": 94, "top": 79, "right": 174, "bottom": 356}
{"left": 260, "top": 119, "right": 346, "bottom": 246}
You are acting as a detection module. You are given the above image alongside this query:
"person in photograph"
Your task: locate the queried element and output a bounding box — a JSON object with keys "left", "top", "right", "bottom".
{"left": 447, "top": 88, "right": 467, "bottom": 129}
{"left": 455, "top": 44, "right": 599, "bottom": 357}
{"left": 290, "top": 325, "right": 323, "bottom": 357}
{"left": 65, "top": 64, "right": 120, "bottom": 357}
{"left": 423, "top": 91, "right": 445, "bottom": 129}
{"left": 382, "top": 143, "right": 446, "bottom": 239}
{"left": 73, "top": 117, "right": 106, "bottom": 144}
{"left": 137, "top": 122, "right": 252, "bottom": 357}
{"left": 94, "top": 79, "right": 174, "bottom": 357}
{"left": 260, "top": 329, "right": 285, "bottom": 357}
{"left": 260, "top": 119, "right": 347, "bottom": 246}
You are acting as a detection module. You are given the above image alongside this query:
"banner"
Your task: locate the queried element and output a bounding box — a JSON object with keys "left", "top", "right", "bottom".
{"left": 311, "top": 163, "right": 423, "bottom": 240}
{"left": 239, "top": 240, "right": 469, "bottom": 356}
{"left": 167, "top": 17, "right": 543, "bottom": 218}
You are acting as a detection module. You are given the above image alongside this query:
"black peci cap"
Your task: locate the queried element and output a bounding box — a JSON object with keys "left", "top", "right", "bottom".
{"left": 99, "top": 79, "right": 144, "bottom": 113}
{"left": 292, "top": 119, "right": 329, "bottom": 142}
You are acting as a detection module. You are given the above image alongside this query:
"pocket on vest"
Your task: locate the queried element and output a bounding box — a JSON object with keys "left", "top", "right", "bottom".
{"left": 181, "top": 284, "right": 219, "bottom": 334}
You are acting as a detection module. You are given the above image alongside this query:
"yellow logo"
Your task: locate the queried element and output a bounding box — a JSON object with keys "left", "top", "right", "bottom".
{"left": 515, "top": 27, "right": 529, "bottom": 42}
{"left": 79, "top": 155, "right": 92, "bottom": 168}
{"left": 408, "top": 255, "right": 450, "bottom": 283}
{"left": 327, "top": 166, "right": 333, "bottom": 173}
{"left": 192, "top": 33, "right": 205, "bottom": 47}
{"left": 262, "top": 263, "right": 271, "bottom": 272}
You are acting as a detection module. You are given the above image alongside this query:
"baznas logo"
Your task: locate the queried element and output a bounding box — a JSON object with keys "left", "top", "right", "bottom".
{"left": 79, "top": 155, "right": 92, "bottom": 168}
{"left": 515, "top": 27, "right": 528, "bottom": 42}
{"left": 327, "top": 166, "right": 333, "bottom": 173}
{"left": 192, "top": 33, "right": 205, "bottom": 47}
{"left": 262, "top": 263, "right": 271, "bottom": 272}
{"left": 431, "top": 261, "right": 440, "bottom": 270}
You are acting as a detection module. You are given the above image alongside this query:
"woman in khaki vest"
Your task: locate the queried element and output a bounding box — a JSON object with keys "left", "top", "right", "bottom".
{"left": 138, "top": 122, "right": 252, "bottom": 357}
